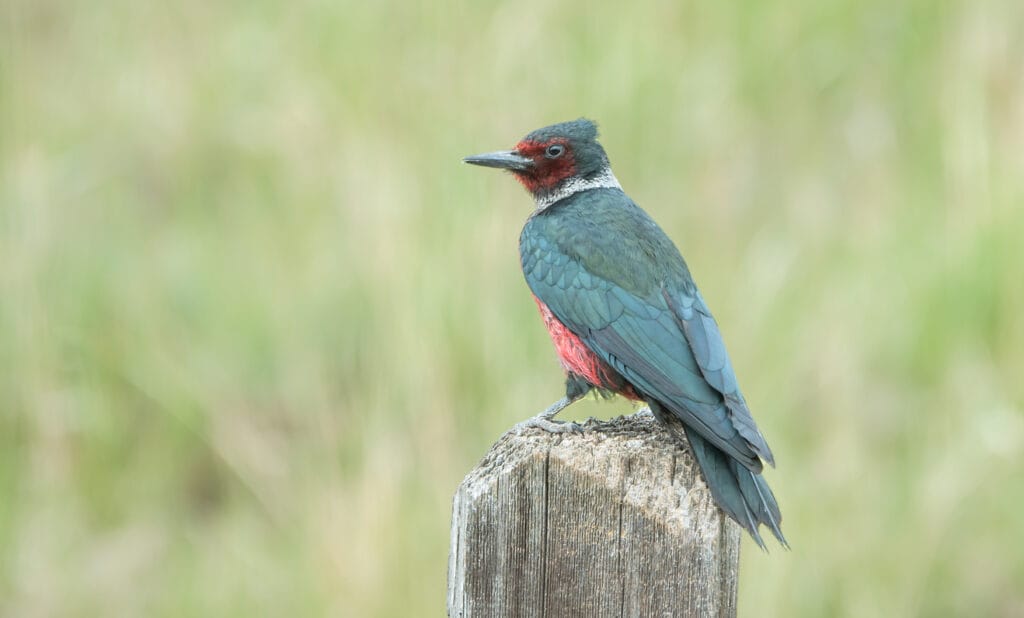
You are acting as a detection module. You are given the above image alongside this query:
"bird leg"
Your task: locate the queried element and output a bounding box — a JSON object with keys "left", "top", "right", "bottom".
{"left": 511, "top": 394, "right": 585, "bottom": 434}
{"left": 511, "top": 374, "right": 592, "bottom": 435}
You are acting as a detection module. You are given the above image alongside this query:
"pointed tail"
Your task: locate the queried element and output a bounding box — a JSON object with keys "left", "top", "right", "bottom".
{"left": 682, "top": 424, "right": 788, "bottom": 549}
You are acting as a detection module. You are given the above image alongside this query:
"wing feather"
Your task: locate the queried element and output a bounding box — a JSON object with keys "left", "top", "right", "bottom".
{"left": 524, "top": 238, "right": 765, "bottom": 470}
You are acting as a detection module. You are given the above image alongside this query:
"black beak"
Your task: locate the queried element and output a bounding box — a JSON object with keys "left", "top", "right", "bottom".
{"left": 463, "top": 150, "right": 534, "bottom": 172}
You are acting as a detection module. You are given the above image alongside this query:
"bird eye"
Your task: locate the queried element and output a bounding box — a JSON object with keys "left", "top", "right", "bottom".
{"left": 545, "top": 144, "right": 565, "bottom": 158}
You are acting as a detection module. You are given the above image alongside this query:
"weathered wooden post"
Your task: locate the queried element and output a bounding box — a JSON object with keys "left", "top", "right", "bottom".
{"left": 448, "top": 411, "right": 741, "bottom": 617}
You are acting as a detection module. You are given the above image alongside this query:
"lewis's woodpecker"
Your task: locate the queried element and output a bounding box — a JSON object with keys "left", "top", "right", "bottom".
{"left": 465, "top": 119, "right": 786, "bottom": 548}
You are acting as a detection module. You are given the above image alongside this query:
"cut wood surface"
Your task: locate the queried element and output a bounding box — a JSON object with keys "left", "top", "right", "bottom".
{"left": 448, "top": 411, "right": 741, "bottom": 617}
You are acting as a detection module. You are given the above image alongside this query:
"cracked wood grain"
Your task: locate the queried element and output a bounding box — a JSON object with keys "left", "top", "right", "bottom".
{"left": 448, "top": 411, "right": 741, "bottom": 617}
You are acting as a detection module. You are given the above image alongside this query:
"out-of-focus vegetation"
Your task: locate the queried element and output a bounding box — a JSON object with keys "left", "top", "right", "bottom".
{"left": 2, "top": 0, "right": 1023, "bottom": 615}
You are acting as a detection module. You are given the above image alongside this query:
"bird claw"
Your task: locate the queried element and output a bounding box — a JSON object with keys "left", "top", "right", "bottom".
{"left": 512, "top": 417, "right": 583, "bottom": 435}
{"left": 506, "top": 395, "right": 586, "bottom": 436}
{"left": 634, "top": 406, "right": 655, "bottom": 419}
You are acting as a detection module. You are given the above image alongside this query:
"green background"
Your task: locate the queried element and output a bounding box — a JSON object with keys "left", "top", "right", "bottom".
{"left": 3, "top": 1, "right": 1023, "bottom": 615}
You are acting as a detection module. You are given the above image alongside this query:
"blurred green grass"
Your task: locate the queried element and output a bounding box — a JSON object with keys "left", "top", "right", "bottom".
{"left": 2, "top": 0, "right": 1023, "bottom": 615}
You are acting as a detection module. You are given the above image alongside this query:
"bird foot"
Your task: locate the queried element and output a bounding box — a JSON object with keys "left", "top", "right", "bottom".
{"left": 508, "top": 395, "right": 585, "bottom": 435}
{"left": 634, "top": 406, "right": 655, "bottom": 419}
{"left": 511, "top": 416, "right": 583, "bottom": 435}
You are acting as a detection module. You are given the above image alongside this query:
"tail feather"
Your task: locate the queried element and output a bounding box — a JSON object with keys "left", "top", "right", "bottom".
{"left": 683, "top": 424, "right": 788, "bottom": 549}
{"left": 647, "top": 401, "right": 786, "bottom": 548}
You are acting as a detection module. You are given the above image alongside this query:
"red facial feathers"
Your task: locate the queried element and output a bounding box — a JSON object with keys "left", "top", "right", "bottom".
{"left": 512, "top": 139, "right": 577, "bottom": 193}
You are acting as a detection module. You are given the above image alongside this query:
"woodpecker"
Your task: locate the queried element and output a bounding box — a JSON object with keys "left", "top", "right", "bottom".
{"left": 464, "top": 119, "right": 786, "bottom": 548}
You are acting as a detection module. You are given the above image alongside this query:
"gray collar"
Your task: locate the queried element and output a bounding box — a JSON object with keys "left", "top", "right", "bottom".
{"left": 535, "top": 168, "right": 622, "bottom": 210}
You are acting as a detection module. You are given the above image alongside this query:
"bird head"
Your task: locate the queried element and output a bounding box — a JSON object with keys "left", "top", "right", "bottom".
{"left": 464, "top": 119, "right": 616, "bottom": 205}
